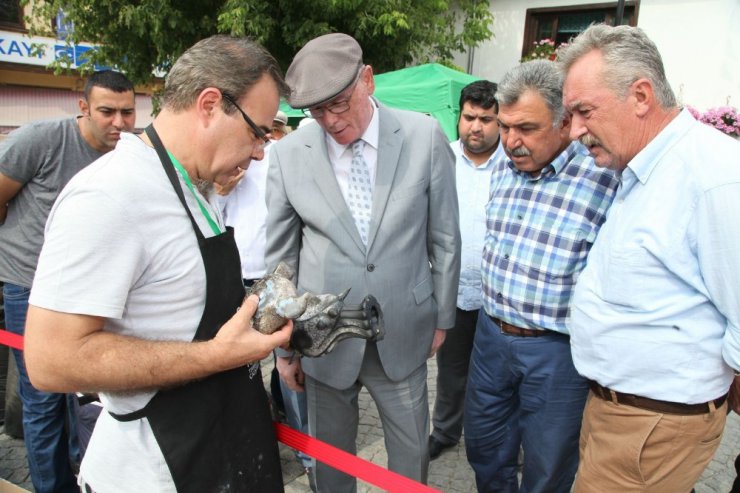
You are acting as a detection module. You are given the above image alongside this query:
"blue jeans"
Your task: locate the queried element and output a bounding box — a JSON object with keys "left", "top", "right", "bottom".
{"left": 464, "top": 309, "right": 588, "bottom": 493}
{"left": 279, "top": 375, "right": 312, "bottom": 468}
{"left": 3, "top": 283, "right": 79, "bottom": 493}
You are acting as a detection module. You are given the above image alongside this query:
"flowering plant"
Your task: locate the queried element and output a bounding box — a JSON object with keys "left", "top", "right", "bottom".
{"left": 521, "top": 39, "right": 568, "bottom": 62}
{"left": 688, "top": 105, "right": 740, "bottom": 138}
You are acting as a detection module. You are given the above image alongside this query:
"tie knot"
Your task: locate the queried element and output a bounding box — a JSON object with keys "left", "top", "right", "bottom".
{"left": 352, "top": 139, "right": 365, "bottom": 156}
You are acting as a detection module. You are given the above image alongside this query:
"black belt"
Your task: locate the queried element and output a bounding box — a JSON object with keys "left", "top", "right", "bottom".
{"left": 487, "top": 314, "right": 550, "bottom": 337}
{"left": 588, "top": 380, "right": 727, "bottom": 415}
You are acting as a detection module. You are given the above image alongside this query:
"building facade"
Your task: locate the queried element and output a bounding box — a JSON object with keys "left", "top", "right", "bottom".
{"left": 1, "top": 2, "right": 154, "bottom": 137}
{"left": 453, "top": 0, "right": 739, "bottom": 112}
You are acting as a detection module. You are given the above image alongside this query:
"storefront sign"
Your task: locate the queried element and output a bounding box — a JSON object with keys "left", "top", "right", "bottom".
{"left": 0, "top": 30, "right": 107, "bottom": 70}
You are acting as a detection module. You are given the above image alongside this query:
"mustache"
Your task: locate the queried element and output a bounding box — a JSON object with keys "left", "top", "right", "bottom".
{"left": 506, "top": 146, "right": 532, "bottom": 157}
{"left": 579, "top": 134, "right": 602, "bottom": 147}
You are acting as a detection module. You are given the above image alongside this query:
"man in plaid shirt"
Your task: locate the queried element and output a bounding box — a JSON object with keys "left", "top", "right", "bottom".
{"left": 463, "top": 60, "right": 619, "bottom": 493}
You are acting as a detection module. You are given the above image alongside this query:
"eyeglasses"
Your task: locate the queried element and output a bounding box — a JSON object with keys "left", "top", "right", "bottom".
{"left": 222, "top": 93, "right": 271, "bottom": 147}
{"left": 302, "top": 67, "right": 364, "bottom": 118}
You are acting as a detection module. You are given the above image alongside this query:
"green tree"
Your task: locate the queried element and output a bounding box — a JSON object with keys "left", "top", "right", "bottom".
{"left": 23, "top": 0, "right": 493, "bottom": 86}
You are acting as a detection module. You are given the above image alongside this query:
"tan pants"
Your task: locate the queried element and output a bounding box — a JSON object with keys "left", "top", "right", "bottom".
{"left": 573, "top": 391, "right": 727, "bottom": 493}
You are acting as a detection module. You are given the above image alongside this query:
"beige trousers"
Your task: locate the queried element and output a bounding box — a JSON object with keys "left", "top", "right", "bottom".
{"left": 573, "top": 391, "right": 727, "bottom": 492}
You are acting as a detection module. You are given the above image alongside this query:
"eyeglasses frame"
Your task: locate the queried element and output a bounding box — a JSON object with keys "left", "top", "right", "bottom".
{"left": 221, "top": 92, "right": 271, "bottom": 147}
{"left": 302, "top": 66, "right": 366, "bottom": 118}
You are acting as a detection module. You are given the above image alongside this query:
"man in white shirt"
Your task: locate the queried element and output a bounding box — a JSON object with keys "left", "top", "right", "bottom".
{"left": 215, "top": 118, "right": 313, "bottom": 474}
{"left": 429, "top": 80, "right": 505, "bottom": 460}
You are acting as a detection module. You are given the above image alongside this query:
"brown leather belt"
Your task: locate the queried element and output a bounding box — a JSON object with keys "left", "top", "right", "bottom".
{"left": 488, "top": 314, "right": 548, "bottom": 337}
{"left": 588, "top": 380, "right": 728, "bottom": 415}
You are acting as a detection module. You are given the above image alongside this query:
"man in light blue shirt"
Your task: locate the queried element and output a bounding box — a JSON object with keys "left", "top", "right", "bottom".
{"left": 429, "top": 80, "right": 506, "bottom": 460}
{"left": 561, "top": 24, "right": 740, "bottom": 492}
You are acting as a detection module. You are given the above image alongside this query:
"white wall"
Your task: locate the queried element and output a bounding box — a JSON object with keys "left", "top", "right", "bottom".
{"left": 455, "top": 0, "right": 740, "bottom": 111}
{"left": 638, "top": 0, "right": 739, "bottom": 110}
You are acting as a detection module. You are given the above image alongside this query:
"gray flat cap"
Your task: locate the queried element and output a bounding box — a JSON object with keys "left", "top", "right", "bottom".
{"left": 286, "top": 33, "right": 363, "bottom": 109}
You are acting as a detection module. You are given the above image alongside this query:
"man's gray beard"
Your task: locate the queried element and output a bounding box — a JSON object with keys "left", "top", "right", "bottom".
{"left": 195, "top": 179, "right": 213, "bottom": 198}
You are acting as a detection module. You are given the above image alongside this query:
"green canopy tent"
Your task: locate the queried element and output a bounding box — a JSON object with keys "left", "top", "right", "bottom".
{"left": 373, "top": 63, "right": 480, "bottom": 140}
{"left": 280, "top": 63, "right": 480, "bottom": 141}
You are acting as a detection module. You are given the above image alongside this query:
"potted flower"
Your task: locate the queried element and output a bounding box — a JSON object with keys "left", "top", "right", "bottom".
{"left": 520, "top": 39, "right": 568, "bottom": 62}
{"left": 688, "top": 105, "right": 740, "bottom": 138}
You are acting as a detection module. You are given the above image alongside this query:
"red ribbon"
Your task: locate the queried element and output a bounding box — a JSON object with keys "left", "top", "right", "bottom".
{"left": 0, "top": 328, "right": 441, "bottom": 492}
{"left": 0, "top": 329, "right": 23, "bottom": 350}
{"left": 275, "top": 422, "right": 441, "bottom": 492}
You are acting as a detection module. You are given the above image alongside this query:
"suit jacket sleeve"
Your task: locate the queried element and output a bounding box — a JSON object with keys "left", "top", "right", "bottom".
{"left": 264, "top": 143, "right": 301, "bottom": 278}
{"left": 427, "top": 123, "right": 461, "bottom": 329}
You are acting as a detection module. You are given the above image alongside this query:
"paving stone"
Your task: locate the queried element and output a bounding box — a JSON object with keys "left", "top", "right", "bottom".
{"left": 1, "top": 358, "right": 737, "bottom": 492}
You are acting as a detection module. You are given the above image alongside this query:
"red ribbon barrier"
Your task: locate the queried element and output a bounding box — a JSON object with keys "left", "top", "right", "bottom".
{"left": 0, "top": 328, "right": 441, "bottom": 492}
{"left": 275, "top": 422, "right": 441, "bottom": 492}
{"left": 0, "top": 329, "right": 23, "bottom": 350}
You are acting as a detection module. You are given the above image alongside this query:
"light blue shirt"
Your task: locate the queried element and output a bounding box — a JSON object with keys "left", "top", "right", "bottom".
{"left": 570, "top": 109, "right": 740, "bottom": 404}
{"left": 452, "top": 138, "right": 506, "bottom": 311}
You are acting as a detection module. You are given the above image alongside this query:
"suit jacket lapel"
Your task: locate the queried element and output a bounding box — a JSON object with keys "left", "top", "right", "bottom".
{"left": 367, "top": 105, "right": 402, "bottom": 251}
{"left": 304, "top": 127, "right": 367, "bottom": 251}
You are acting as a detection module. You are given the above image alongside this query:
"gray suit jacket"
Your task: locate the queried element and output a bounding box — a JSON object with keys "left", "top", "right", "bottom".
{"left": 265, "top": 103, "right": 460, "bottom": 389}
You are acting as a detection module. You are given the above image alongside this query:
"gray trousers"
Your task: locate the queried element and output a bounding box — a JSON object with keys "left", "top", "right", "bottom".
{"left": 431, "top": 308, "right": 478, "bottom": 444}
{"left": 306, "top": 342, "right": 430, "bottom": 493}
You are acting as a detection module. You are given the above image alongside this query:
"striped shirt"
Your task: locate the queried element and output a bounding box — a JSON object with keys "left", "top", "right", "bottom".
{"left": 481, "top": 141, "right": 618, "bottom": 334}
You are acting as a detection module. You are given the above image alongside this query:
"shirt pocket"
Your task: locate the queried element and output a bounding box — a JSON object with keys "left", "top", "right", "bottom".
{"left": 601, "top": 246, "right": 664, "bottom": 309}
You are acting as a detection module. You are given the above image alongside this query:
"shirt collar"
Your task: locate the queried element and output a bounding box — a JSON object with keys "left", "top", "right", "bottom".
{"left": 453, "top": 138, "right": 503, "bottom": 171}
{"left": 325, "top": 97, "right": 379, "bottom": 160}
{"left": 626, "top": 108, "right": 691, "bottom": 185}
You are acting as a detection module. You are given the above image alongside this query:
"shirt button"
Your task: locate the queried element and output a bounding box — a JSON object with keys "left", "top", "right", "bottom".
{"left": 504, "top": 254, "right": 510, "bottom": 260}
{"left": 367, "top": 264, "right": 375, "bottom": 272}
{"left": 497, "top": 292, "right": 503, "bottom": 298}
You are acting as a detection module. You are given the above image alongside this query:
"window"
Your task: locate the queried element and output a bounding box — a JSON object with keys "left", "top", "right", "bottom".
{"left": 522, "top": 2, "right": 639, "bottom": 58}
{"left": 0, "top": 0, "right": 24, "bottom": 30}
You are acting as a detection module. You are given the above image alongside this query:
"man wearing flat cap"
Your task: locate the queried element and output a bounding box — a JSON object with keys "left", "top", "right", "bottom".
{"left": 266, "top": 33, "right": 461, "bottom": 491}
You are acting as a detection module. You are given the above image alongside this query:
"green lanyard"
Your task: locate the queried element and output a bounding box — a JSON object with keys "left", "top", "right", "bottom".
{"left": 167, "top": 151, "right": 222, "bottom": 235}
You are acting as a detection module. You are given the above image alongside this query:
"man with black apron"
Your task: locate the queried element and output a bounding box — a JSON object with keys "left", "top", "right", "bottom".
{"left": 23, "top": 36, "right": 293, "bottom": 492}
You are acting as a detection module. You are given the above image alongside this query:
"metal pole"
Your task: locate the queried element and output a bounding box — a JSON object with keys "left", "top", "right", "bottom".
{"left": 615, "top": 0, "right": 626, "bottom": 25}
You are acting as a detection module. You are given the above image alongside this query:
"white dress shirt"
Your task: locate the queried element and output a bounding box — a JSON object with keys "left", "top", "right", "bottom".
{"left": 214, "top": 145, "right": 271, "bottom": 280}
{"left": 325, "top": 97, "right": 380, "bottom": 202}
{"left": 452, "top": 138, "right": 506, "bottom": 311}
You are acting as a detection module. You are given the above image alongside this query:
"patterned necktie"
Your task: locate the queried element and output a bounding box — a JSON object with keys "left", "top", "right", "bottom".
{"left": 348, "top": 139, "right": 373, "bottom": 245}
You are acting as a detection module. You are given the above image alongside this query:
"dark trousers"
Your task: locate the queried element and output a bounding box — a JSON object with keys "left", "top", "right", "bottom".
{"left": 464, "top": 310, "right": 587, "bottom": 493}
{"left": 3, "top": 283, "right": 79, "bottom": 493}
{"left": 431, "top": 307, "right": 477, "bottom": 444}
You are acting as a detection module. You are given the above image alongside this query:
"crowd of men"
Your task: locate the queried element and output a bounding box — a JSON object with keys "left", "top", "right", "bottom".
{"left": 0, "top": 22, "right": 738, "bottom": 493}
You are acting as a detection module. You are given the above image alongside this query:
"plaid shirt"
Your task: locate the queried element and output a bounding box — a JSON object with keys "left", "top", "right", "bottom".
{"left": 481, "top": 141, "right": 619, "bottom": 334}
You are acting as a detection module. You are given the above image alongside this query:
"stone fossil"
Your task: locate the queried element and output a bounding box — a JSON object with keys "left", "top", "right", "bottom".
{"left": 248, "top": 262, "right": 384, "bottom": 357}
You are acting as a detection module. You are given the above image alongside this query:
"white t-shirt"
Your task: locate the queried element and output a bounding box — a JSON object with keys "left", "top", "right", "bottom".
{"left": 30, "top": 132, "right": 224, "bottom": 492}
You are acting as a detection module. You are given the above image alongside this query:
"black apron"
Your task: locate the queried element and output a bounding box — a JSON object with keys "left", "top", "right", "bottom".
{"left": 109, "top": 126, "right": 283, "bottom": 492}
